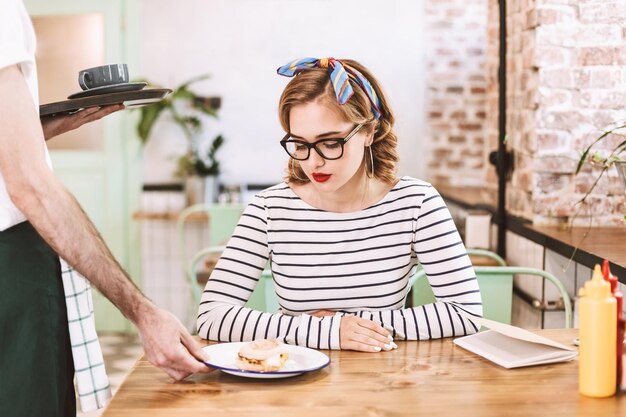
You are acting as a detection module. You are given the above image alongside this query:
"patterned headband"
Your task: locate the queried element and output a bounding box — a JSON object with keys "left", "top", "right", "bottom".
{"left": 277, "top": 57, "right": 382, "bottom": 120}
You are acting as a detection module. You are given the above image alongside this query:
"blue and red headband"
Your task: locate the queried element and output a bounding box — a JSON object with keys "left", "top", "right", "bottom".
{"left": 277, "top": 57, "right": 382, "bottom": 120}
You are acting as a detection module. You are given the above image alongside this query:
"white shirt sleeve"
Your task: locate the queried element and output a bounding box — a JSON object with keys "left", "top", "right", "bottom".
{"left": 0, "top": 0, "right": 39, "bottom": 105}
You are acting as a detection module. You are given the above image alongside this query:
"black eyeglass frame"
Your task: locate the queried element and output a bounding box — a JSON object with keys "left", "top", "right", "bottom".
{"left": 280, "top": 122, "right": 367, "bottom": 161}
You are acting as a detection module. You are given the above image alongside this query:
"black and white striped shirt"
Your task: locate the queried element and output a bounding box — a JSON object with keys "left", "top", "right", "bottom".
{"left": 197, "top": 177, "right": 482, "bottom": 349}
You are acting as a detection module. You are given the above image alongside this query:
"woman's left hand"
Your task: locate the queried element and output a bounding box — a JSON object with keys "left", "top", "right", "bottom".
{"left": 41, "top": 104, "right": 124, "bottom": 140}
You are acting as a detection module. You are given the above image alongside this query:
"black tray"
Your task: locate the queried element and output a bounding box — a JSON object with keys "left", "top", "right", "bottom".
{"left": 39, "top": 88, "right": 172, "bottom": 117}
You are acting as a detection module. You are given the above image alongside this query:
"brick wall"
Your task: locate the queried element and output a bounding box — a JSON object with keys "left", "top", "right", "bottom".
{"left": 425, "top": 0, "right": 490, "bottom": 186}
{"left": 489, "top": 0, "right": 626, "bottom": 225}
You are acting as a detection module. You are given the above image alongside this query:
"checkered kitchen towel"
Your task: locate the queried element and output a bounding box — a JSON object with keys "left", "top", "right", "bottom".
{"left": 60, "top": 259, "right": 112, "bottom": 412}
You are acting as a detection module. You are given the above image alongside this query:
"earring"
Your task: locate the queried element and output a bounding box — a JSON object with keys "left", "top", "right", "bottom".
{"left": 366, "top": 146, "right": 375, "bottom": 178}
{"left": 289, "top": 159, "right": 308, "bottom": 182}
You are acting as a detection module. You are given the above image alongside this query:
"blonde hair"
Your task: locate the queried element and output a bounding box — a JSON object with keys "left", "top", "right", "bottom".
{"left": 278, "top": 59, "right": 398, "bottom": 184}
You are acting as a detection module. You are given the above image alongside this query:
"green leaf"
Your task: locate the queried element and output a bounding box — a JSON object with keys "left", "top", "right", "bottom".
{"left": 576, "top": 124, "right": 626, "bottom": 174}
{"left": 178, "top": 74, "right": 210, "bottom": 90}
{"left": 133, "top": 73, "right": 227, "bottom": 177}
{"left": 136, "top": 104, "right": 165, "bottom": 144}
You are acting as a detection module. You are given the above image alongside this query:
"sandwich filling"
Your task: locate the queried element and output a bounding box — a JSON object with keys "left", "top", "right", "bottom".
{"left": 236, "top": 339, "right": 289, "bottom": 372}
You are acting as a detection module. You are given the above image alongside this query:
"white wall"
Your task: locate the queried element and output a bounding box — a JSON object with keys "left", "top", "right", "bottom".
{"left": 139, "top": 0, "right": 426, "bottom": 187}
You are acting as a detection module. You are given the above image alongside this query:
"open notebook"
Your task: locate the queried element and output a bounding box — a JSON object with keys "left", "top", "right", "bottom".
{"left": 453, "top": 313, "right": 578, "bottom": 369}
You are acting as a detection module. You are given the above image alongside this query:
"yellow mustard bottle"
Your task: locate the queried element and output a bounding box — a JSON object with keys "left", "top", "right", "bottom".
{"left": 579, "top": 264, "right": 617, "bottom": 397}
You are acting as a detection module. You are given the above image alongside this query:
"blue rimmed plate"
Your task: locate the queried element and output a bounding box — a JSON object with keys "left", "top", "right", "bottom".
{"left": 202, "top": 342, "right": 330, "bottom": 379}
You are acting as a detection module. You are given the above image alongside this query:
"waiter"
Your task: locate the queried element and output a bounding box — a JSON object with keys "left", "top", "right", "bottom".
{"left": 0, "top": 1, "right": 211, "bottom": 416}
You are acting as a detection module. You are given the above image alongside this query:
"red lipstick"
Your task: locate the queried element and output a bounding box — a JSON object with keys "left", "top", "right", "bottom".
{"left": 312, "top": 173, "right": 331, "bottom": 183}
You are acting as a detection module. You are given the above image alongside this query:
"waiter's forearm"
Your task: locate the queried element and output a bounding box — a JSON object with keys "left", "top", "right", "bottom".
{"left": 7, "top": 174, "right": 154, "bottom": 324}
{"left": 0, "top": 64, "right": 154, "bottom": 325}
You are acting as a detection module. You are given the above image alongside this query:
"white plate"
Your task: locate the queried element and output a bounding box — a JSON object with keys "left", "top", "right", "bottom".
{"left": 202, "top": 342, "right": 330, "bottom": 379}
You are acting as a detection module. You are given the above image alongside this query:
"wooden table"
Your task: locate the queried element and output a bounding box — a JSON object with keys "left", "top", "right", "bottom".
{"left": 103, "top": 329, "right": 624, "bottom": 416}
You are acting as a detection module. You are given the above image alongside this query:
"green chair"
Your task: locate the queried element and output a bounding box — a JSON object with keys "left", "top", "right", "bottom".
{"left": 177, "top": 205, "right": 245, "bottom": 329}
{"left": 410, "top": 248, "right": 510, "bottom": 322}
{"left": 176, "top": 203, "right": 244, "bottom": 287}
{"left": 189, "top": 245, "right": 279, "bottom": 313}
{"left": 409, "top": 261, "right": 572, "bottom": 328}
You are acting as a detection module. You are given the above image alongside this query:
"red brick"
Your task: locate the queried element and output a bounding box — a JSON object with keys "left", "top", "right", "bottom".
{"left": 579, "top": 2, "right": 626, "bottom": 25}
{"left": 537, "top": 89, "right": 572, "bottom": 108}
{"left": 534, "top": 46, "right": 572, "bottom": 67}
{"left": 459, "top": 122, "right": 483, "bottom": 131}
{"left": 575, "top": 90, "right": 626, "bottom": 110}
{"left": 535, "top": 173, "right": 573, "bottom": 194}
{"left": 446, "top": 86, "right": 464, "bottom": 94}
{"left": 578, "top": 47, "right": 616, "bottom": 66}
{"left": 436, "top": 48, "right": 455, "bottom": 56}
{"left": 536, "top": 132, "right": 566, "bottom": 152}
{"left": 447, "top": 160, "right": 464, "bottom": 169}
{"left": 434, "top": 175, "right": 450, "bottom": 185}
{"left": 460, "top": 148, "right": 483, "bottom": 158}
{"left": 532, "top": 155, "right": 578, "bottom": 174}
{"left": 615, "top": 45, "right": 626, "bottom": 65}
{"left": 539, "top": 68, "right": 574, "bottom": 88}
{"left": 446, "top": 8, "right": 465, "bottom": 18}
{"left": 449, "top": 135, "right": 466, "bottom": 143}
{"left": 470, "top": 86, "right": 487, "bottom": 94}
{"left": 434, "top": 149, "right": 453, "bottom": 158}
{"left": 541, "top": 110, "right": 586, "bottom": 131}
{"left": 532, "top": 194, "right": 579, "bottom": 218}
{"left": 574, "top": 24, "right": 623, "bottom": 47}
{"left": 512, "top": 169, "right": 534, "bottom": 193}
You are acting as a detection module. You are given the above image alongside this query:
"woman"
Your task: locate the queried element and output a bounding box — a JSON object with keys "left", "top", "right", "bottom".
{"left": 197, "top": 57, "right": 482, "bottom": 352}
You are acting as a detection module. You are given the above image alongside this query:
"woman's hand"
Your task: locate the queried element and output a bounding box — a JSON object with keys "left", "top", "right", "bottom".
{"left": 40, "top": 104, "right": 124, "bottom": 140}
{"left": 310, "top": 309, "right": 335, "bottom": 317}
{"left": 339, "top": 315, "right": 396, "bottom": 352}
{"left": 310, "top": 310, "right": 398, "bottom": 352}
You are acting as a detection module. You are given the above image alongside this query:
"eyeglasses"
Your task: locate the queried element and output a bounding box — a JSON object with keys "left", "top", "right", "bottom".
{"left": 280, "top": 123, "right": 366, "bottom": 161}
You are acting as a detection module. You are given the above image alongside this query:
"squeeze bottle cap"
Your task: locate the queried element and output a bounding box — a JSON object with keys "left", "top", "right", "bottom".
{"left": 583, "top": 264, "right": 612, "bottom": 298}
{"left": 602, "top": 259, "right": 618, "bottom": 292}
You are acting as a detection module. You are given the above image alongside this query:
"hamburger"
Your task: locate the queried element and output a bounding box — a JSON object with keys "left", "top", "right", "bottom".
{"left": 236, "top": 339, "right": 289, "bottom": 372}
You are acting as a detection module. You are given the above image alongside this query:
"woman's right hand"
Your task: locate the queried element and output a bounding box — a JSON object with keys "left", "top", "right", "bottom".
{"left": 339, "top": 315, "right": 397, "bottom": 352}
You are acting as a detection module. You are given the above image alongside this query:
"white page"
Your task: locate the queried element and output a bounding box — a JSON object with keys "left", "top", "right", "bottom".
{"left": 458, "top": 312, "right": 575, "bottom": 352}
{"left": 454, "top": 331, "right": 578, "bottom": 368}
{"left": 452, "top": 310, "right": 578, "bottom": 369}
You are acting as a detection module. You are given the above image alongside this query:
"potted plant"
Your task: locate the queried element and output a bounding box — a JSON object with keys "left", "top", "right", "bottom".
{"left": 135, "top": 75, "right": 224, "bottom": 204}
{"left": 574, "top": 122, "right": 626, "bottom": 222}
{"left": 176, "top": 134, "right": 224, "bottom": 205}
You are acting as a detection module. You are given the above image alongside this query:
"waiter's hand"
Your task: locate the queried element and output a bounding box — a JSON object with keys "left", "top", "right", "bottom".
{"left": 40, "top": 104, "right": 124, "bottom": 140}
{"left": 135, "top": 305, "right": 213, "bottom": 381}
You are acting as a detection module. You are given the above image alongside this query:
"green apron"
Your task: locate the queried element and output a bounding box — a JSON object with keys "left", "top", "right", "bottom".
{"left": 0, "top": 221, "right": 75, "bottom": 417}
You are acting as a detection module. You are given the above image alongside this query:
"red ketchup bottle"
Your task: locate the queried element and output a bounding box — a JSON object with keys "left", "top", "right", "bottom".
{"left": 602, "top": 259, "right": 624, "bottom": 390}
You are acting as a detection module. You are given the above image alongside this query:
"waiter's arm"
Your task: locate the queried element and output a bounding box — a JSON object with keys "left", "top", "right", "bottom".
{"left": 0, "top": 64, "right": 209, "bottom": 380}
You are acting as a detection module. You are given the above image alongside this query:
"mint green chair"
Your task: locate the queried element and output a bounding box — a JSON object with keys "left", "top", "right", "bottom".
{"left": 177, "top": 203, "right": 243, "bottom": 288}
{"left": 189, "top": 245, "right": 278, "bottom": 313}
{"left": 176, "top": 204, "right": 244, "bottom": 266}
{"left": 409, "top": 261, "right": 572, "bottom": 328}
{"left": 410, "top": 248, "right": 511, "bottom": 323}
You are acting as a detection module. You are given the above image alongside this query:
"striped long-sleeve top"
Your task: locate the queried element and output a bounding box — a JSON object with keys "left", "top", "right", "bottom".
{"left": 197, "top": 177, "right": 482, "bottom": 349}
